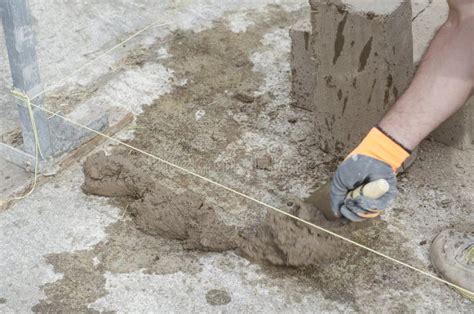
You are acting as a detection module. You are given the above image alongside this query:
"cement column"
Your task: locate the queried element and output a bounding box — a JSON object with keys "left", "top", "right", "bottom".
{"left": 290, "top": 18, "right": 316, "bottom": 112}
{"left": 308, "top": 0, "right": 414, "bottom": 156}
{"left": 1, "top": 0, "right": 54, "bottom": 157}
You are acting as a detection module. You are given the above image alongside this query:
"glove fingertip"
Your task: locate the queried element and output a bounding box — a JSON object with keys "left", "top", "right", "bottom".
{"left": 340, "top": 205, "right": 365, "bottom": 222}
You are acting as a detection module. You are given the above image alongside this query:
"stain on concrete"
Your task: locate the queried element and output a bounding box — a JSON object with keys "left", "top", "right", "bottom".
{"left": 337, "top": 89, "right": 342, "bottom": 100}
{"left": 0, "top": 298, "right": 6, "bottom": 304}
{"left": 32, "top": 250, "right": 107, "bottom": 313}
{"left": 333, "top": 12, "right": 348, "bottom": 65}
{"left": 358, "top": 37, "right": 373, "bottom": 72}
{"left": 32, "top": 219, "right": 202, "bottom": 312}
{"left": 205, "top": 289, "right": 232, "bottom": 305}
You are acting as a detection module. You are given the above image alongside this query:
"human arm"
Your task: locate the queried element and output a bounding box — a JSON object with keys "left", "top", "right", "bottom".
{"left": 331, "top": 1, "right": 474, "bottom": 221}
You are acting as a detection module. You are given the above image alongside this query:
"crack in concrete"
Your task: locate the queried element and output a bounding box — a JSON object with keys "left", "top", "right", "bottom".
{"left": 412, "top": 0, "right": 434, "bottom": 22}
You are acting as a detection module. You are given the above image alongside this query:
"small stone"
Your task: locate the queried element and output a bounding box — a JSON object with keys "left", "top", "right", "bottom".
{"left": 419, "top": 240, "right": 427, "bottom": 245}
{"left": 400, "top": 177, "right": 408, "bottom": 183}
{"left": 441, "top": 199, "right": 451, "bottom": 205}
{"left": 288, "top": 117, "right": 298, "bottom": 124}
{"left": 287, "top": 201, "right": 294, "bottom": 207}
{"left": 232, "top": 92, "right": 256, "bottom": 103}
{"left": 206, "top": 289, "right": 231, "bottom": 306}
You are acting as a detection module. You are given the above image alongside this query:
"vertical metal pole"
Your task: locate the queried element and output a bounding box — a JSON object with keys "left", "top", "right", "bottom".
{"left": 1, "top": 0, "right": 53, "bottom": 157}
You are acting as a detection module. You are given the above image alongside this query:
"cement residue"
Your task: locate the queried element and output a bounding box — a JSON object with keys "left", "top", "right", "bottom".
{"left": 83, "top": 152, "right": 154, "bottom": 198}
{"left": 32, "top": 219, "right": 203, "bottom": 312}
{"left": 83, "top": 152, "right": 238, "bottom": 252}
{"left": 83, "top": 152, "right": 371, "bottom": 265}
{"left": 239, "top": 203, "right": 371, "bottom": 266}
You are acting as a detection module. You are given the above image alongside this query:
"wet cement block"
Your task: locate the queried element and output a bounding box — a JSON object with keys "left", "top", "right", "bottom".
{"left": 290, "top": 0, "right": 473, "bottom": 154}
{"left": 289, "top": 17, "right": 316, "bottom": 111}
{"left": 307, "top": 0, "right": 414, "bottom": 156}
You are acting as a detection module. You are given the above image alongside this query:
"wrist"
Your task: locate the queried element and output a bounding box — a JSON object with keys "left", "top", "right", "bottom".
{"left": 378, "top": 120, "right": 420, "bottom": 151}
{"left": 349, "top": 127, "right": 411, "bottom": 172}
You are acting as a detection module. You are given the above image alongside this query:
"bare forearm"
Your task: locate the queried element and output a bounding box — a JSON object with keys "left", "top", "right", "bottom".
{"left": 379, "top": 4, "right": 474, "bottom": 151}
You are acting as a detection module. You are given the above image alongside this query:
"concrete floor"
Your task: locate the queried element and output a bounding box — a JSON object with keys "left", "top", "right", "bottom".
{"left": 1, "top": 0, "right": 473, "bottom": 312}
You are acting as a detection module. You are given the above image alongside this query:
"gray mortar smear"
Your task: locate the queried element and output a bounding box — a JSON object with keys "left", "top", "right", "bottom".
{"left": 83, "top": 151, "right": 376, "bottom": 266}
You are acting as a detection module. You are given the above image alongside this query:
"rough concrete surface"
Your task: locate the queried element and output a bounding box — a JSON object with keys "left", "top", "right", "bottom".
{"left": 0, "top": 0, "right": 473, "bottom": 312}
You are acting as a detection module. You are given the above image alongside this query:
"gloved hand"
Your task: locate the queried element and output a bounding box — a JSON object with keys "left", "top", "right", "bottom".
{"left": 330, "top": 127, "right": 410, "bottom": 221}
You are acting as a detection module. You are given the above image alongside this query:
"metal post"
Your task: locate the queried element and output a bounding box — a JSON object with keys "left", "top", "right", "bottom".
{"left": 1, "top": 0, "right": 53, "bottom": 158}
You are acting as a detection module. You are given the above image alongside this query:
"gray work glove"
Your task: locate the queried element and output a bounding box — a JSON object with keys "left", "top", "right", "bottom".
{"left": 330, "top": 155, "right": 397, "bottom": 222}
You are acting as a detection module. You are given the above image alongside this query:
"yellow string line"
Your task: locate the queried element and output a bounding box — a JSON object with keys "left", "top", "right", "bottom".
{"left": 10, "top": 90, "right": 43, "bottom": 200}
{"left": 26, "top": 101, "right": 474, "bottom": 296}
{"left": 30, "top": 21, "right": 173, "bottom": 101}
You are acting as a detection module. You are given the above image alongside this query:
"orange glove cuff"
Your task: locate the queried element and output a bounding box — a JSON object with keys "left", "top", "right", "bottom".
{"left": 349, "top": 127, "right": 410, "bottom": 172}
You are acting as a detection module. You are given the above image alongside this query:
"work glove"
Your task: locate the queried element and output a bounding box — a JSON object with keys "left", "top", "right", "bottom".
{"left": 330, "top": 127, "right": 411, "bottom": 222}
